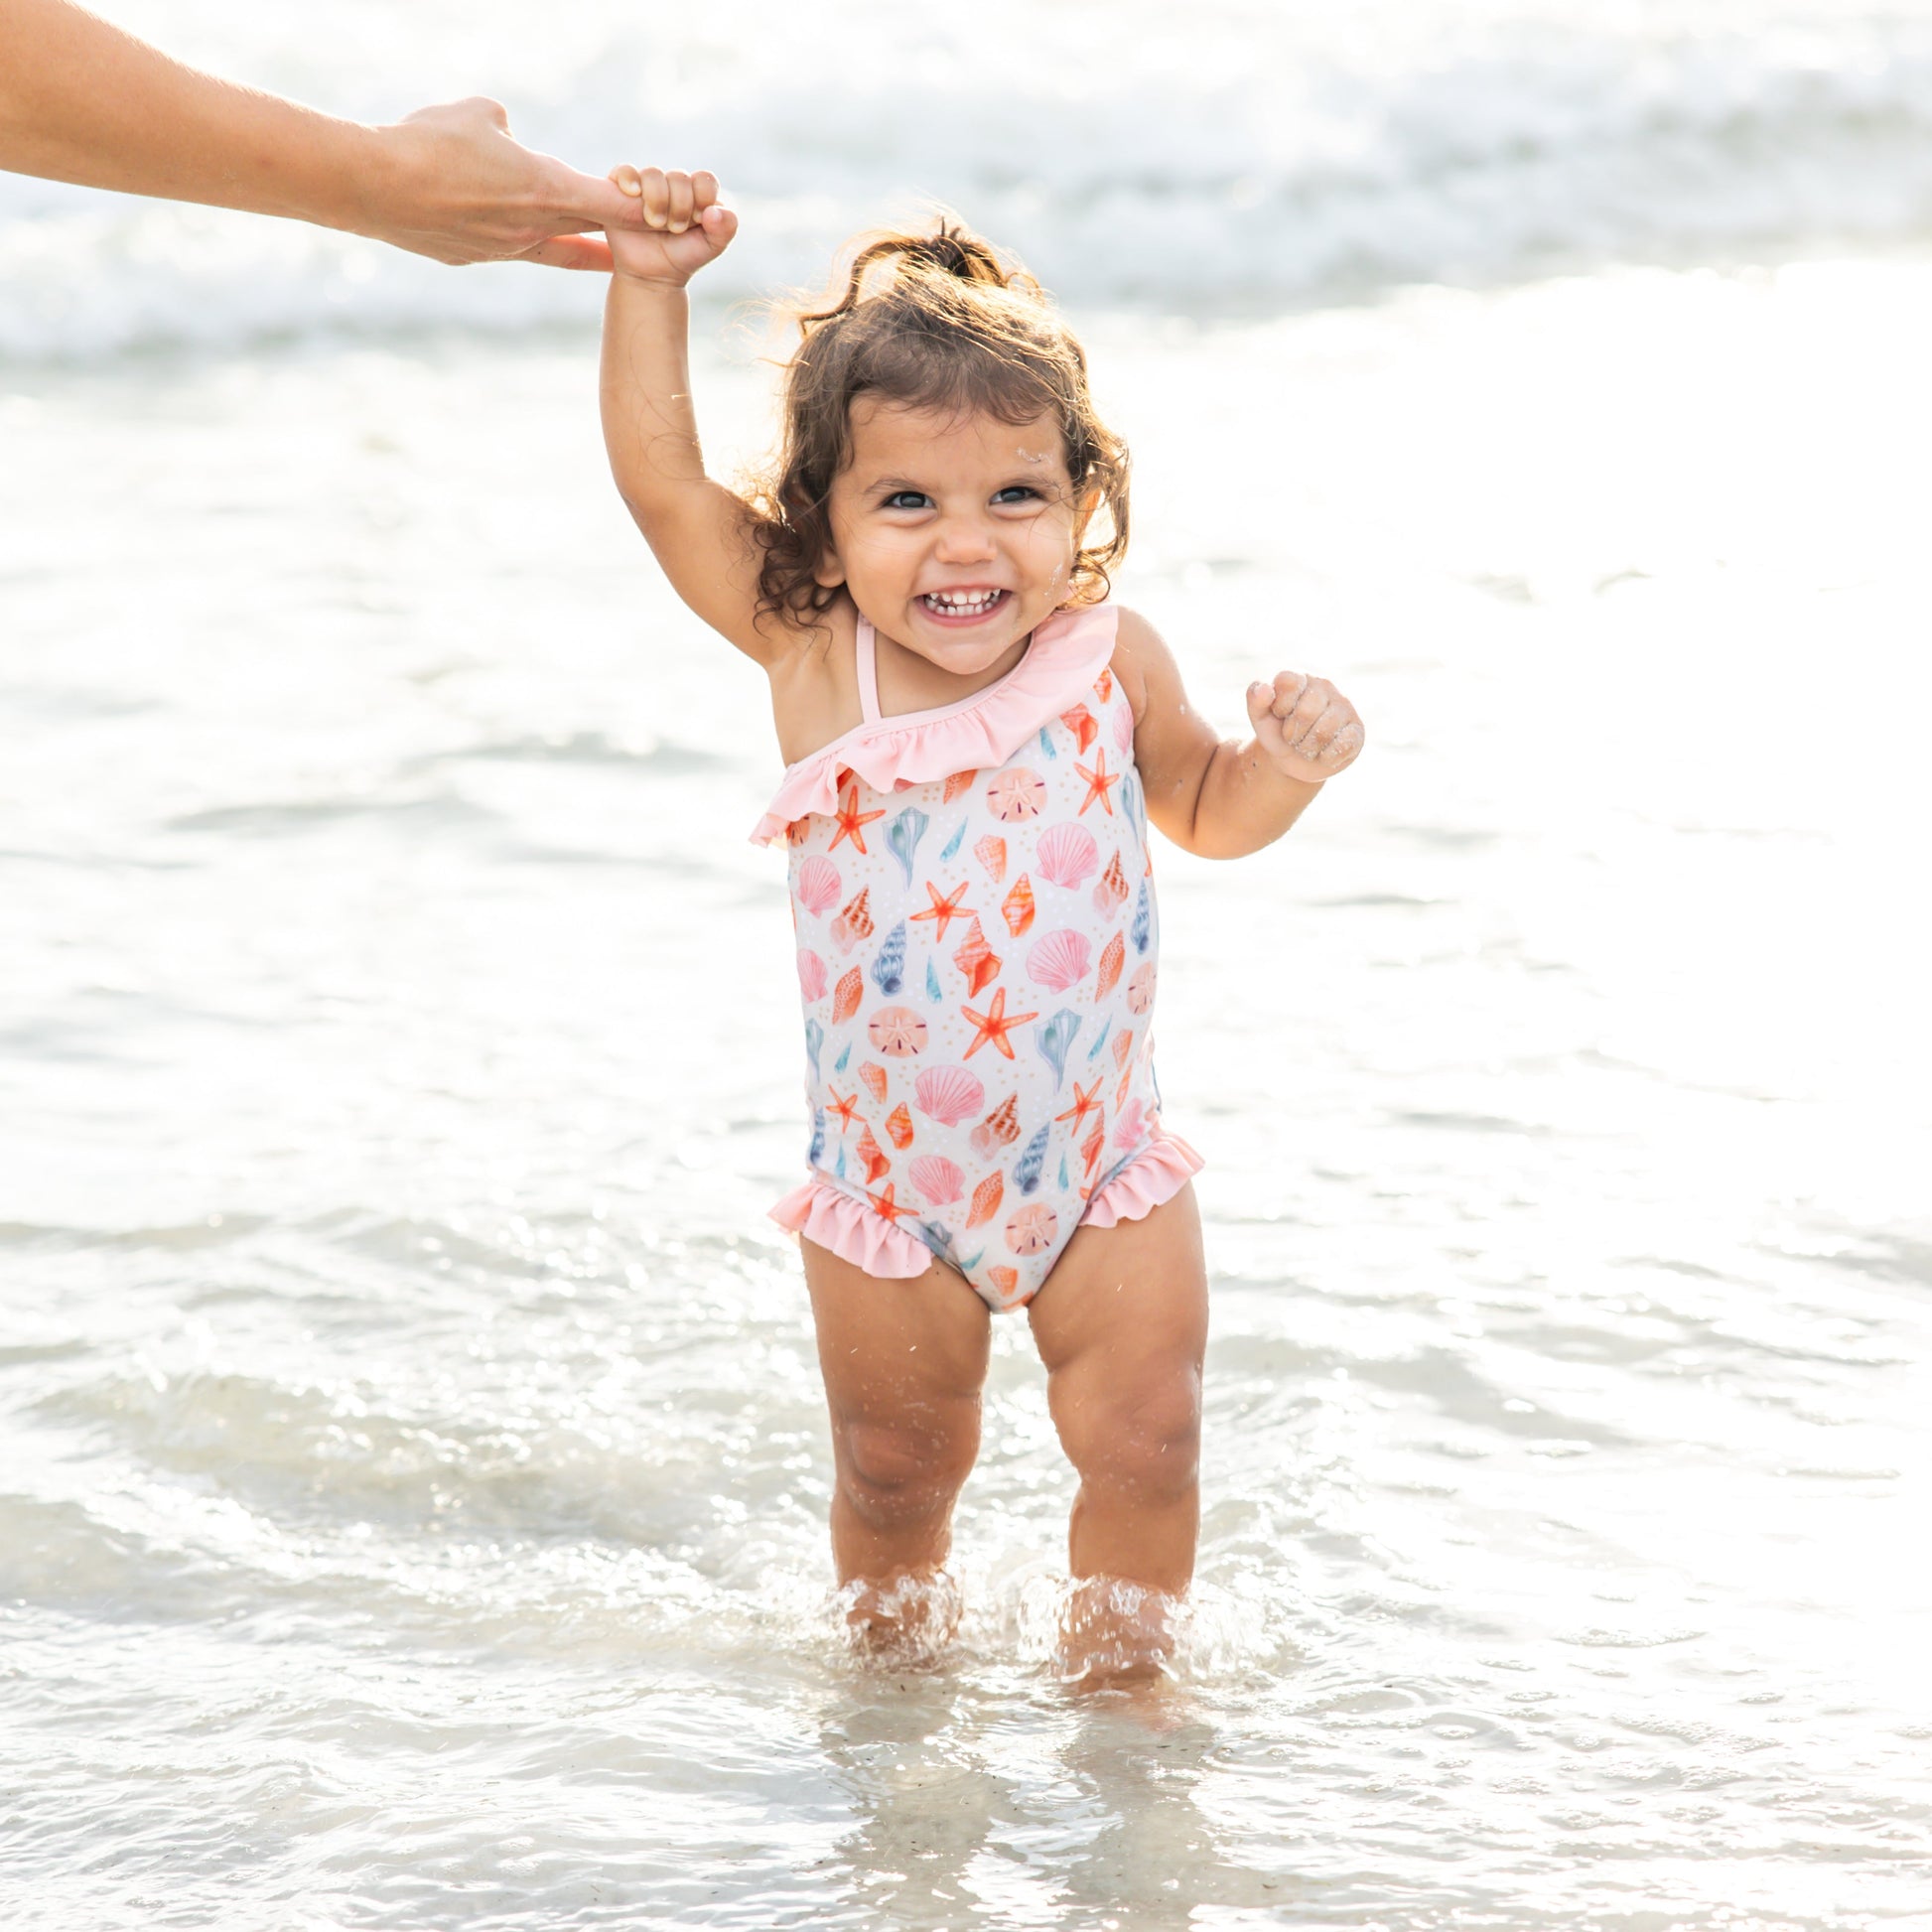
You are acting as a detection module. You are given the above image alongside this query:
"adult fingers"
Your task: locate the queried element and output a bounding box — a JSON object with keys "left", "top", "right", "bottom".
{"left": 547, "top": 163, "right": 654, "bottom": 231}
{"left": 517, "top": 232, "right": 616, "bottom": 271}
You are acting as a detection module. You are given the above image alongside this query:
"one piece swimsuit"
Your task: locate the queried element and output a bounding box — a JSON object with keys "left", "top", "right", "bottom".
{"left": 753, "top": 600, "right": 1201, "bottom": 1313}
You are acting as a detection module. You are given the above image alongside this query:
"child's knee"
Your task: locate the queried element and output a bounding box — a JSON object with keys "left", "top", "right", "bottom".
{"left": 1061, "top": 1370, "right": 1200, "bottom": 1502}
{"left": 837, "top": 1411, "right": 978, "bottom": 1528}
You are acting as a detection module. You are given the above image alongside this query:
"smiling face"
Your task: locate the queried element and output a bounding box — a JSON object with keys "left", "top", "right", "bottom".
{"left": 819, "top": 399, "right": 1091, "bottom": 678}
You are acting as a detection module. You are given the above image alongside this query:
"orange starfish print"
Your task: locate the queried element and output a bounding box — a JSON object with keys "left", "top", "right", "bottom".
{"left": 908, "top": 878, "right": 973, "bottom": 943}
{"left": 824, "top": 1087, "right": 861, "bottom": 1134}
{"left": 961, "top": 986, "right": 1038, "bottom": 1060}
{"left": 828, "top": 781, "right": 886, "bottom": 855}
{"left": 1055, "top": 1076, "right": 1103, "bottom": 1132}
{"left": 868, "top": 1181, "right": 915, "bottom": 1224}
{"left": 1073, "top": 749, "right": 1120, "bottom": 817}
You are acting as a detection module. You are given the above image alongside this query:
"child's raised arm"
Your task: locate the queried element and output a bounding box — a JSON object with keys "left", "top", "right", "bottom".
{"left": 599, "top": 168, "right": 779, "bottom": 661}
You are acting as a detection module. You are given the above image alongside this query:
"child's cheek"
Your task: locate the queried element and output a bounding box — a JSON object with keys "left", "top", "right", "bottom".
{"left": 1022, "top": 507, "right": 1078, "bottom": 574}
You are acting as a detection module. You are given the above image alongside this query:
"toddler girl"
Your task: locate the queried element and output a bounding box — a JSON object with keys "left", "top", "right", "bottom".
{"left": 598, "top": 168, "right": 1363, "bottom": 1685}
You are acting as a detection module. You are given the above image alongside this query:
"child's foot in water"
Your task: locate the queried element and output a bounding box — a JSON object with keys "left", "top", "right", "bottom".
{"left": 839, "top": 1569, "right": 964, "bottom": 1664}
{"left": 1053, "top": 1575, "right": 1182, "bottom": 1691}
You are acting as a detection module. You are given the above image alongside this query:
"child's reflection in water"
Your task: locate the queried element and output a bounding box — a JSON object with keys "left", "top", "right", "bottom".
{"left": 816, "top": 1680, "right": 1287, "bottom": 1924}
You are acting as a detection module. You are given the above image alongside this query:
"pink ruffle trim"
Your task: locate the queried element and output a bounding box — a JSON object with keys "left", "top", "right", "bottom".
{"left": 767, "top": 1128, "right": 1204, "bottom": 1281}
{"left": 767, "top": 1177, "right": 933, "bottom": 1279}
{"left": 750, "top": 602, "right": 1120, "bottom": 846}
{"left": 1080, "top": 1128, "right": 1205, "bottom": 1229}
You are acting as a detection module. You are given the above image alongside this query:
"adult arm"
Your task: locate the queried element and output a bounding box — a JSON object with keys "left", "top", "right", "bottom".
{"left": 0, "top": 0, "right": 647, "bottom": 267}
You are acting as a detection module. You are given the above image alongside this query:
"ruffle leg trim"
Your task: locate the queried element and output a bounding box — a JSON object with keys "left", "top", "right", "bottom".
{"left": 1079, "top": 1128, "right": 1204, "bottom": 1229}
{"left": 768, "top": 1177, "right": 934, "bottom": 1280}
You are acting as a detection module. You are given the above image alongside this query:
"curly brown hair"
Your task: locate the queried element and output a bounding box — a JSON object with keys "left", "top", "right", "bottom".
{"left": 747, "top": 217, "right": 1130, "bottom": 631}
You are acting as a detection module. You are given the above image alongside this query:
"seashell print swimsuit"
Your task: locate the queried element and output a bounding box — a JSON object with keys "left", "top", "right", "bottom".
{"left": 753, "top": 601, "right": 1201, "bottom": 1313}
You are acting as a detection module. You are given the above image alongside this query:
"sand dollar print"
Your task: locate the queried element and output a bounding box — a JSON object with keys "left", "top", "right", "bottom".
{"left": 1005, "top": 1202, "right": 1059, "bottom": 1256}
{"left": 985, "top": 767, "right": 1046, "bottom": 822}
{"left": 867, "top": 1005, "right": 928, "bottom": 1056}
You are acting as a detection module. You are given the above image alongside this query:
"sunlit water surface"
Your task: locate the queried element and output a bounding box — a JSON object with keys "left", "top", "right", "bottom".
{"left": 4, "top": 263, "right": 1930, "bottom": 1928}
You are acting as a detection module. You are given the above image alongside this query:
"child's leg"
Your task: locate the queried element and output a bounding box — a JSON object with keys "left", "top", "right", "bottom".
{"left": 1025, "top": 1185, "right": 1209, "bottom": 1684}
{"left": 801, "top": 1236, "right": 992, "bottom": 1646}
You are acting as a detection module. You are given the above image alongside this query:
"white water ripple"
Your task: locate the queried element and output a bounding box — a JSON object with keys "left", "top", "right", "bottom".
{"left": 10, "top": 0, "right": 1932, "bottom": 358}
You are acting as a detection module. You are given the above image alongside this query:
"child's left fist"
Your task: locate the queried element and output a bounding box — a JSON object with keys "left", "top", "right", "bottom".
{"left": 1246, "top": 671, "right": 1364, "bottom": 783}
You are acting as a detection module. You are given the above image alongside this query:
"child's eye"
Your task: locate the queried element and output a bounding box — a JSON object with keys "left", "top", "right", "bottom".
{"left": 882, "top": 490, "right": 931, "bottom": 511}
{"left": 993, "top": 485, "right": 1041, "bottom": 504}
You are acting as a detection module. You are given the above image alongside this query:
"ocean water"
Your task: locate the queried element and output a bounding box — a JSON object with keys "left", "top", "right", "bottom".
{"left": 5, "top": 4, "right": 1932, "bottom": 1929}
{"left": 14, "top": 0, "right": 1932, "bottom": 354}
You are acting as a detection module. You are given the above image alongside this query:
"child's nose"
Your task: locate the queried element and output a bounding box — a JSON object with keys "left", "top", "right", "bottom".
{"left": 933, "top": 514, "right": 997, "bottom": 564}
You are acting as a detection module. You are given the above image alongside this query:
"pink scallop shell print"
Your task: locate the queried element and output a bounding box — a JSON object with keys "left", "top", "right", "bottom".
{"left": 1035, "top": 822, "right": 1099, "bottom": 891}
{"left": 796, "top": 949, "right": 828, "bottom": 1002}
{"left": 1112, "top": 702, "right": 1135, "bottom": 752}
{"left": 913, "top": 1064, "right": 985, "bottom": 1128}
{"left": 910, "top": 1155, "right": 965, "bottom": 1205}
{"left": 985, "top": 768, "right": 1046, "bottom": 823}
{"left": 796, "top": 855, "right": 841, "bottom": 916}
{"left": 1026, "top": 928, "right": 1092, "bottom": 993}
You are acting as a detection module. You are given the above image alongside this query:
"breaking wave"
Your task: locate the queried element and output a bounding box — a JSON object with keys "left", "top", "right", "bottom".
{"left": 7, "top": 0, "right": 1932, "bottom": 359}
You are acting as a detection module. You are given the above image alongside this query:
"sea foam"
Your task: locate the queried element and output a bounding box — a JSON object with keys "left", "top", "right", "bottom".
{"left": 6, "top": 0, "right": 1932, "bottom": 359}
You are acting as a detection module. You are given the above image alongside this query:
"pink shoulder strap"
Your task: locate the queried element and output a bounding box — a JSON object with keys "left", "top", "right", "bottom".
{"left": 854, "top": 616, "right": 882, "bottom": 725}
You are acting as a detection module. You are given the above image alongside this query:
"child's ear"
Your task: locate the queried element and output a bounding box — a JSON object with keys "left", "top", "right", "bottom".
{"left": 813, "top": 543, "right": 847, "bottom": 590}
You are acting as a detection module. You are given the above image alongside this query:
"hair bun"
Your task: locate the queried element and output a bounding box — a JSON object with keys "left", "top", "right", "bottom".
{"left": 915, "top": 228, "right": 980, "bottom": 278}
{"left": 794, "top": 215, "right": 1038, "bottom": 329}
{"left": 901, "top": 222, "right": 1010, "bottom": 288}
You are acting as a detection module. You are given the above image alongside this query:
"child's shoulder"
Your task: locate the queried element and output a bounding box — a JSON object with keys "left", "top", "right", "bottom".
{"left": 1099, "top": 603, "right": 1179, "bottom": 721}
{"left": 1101, "top": 602, "right": 1173, "bottom": 661}
{"left": 764, "top": 597, "right": 865, "bottom": 767}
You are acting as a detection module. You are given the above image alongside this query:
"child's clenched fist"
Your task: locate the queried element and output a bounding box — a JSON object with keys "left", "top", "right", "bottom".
{"left": 603, "top": 167, "right": 736, "bottom": 286}
{"left": 1246, "top": 671, "right": 1365, "bottom": 784}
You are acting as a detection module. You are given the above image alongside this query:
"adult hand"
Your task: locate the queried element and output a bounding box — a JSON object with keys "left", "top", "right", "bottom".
{"left": 0, "top": 0, "right": 654, "bottom": 270}
{"left": 363, "top": 97, "right": 652, "bottom": 271}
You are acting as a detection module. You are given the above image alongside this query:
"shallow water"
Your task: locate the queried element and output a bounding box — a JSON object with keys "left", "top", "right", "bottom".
{"left": 4, "top": 262, "right": 1931, "bottom": 1927}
